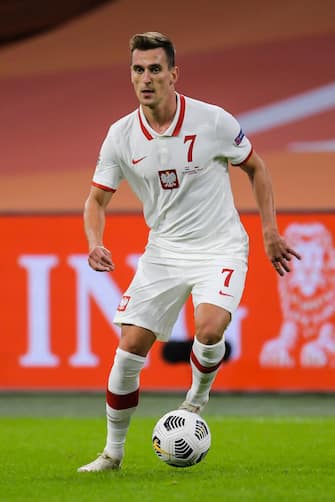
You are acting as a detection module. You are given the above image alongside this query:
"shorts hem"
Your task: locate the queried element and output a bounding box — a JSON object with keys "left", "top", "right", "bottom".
{"left": 113, "top": 316, "right": 172, "bottom": 342}
{"left": 193, "top": 298, "right": 237, "bottom": 316}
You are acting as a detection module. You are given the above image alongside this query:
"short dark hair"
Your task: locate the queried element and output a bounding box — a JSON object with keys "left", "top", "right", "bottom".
{"left": 129, "top": 32, "right": 176, "bottom": 68}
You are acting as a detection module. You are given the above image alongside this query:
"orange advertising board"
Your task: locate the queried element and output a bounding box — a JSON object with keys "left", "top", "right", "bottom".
{"left": 1, "top": 212, "right": 335, "bottom": 391}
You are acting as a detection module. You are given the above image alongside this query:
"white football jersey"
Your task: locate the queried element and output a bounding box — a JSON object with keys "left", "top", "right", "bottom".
{"left": 93, "top": 94, "right": 252, "bottom": 259}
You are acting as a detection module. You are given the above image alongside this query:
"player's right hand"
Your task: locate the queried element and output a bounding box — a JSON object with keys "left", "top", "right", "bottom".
{"left": 88, "top": 245, "right": 115, "bottom": 272}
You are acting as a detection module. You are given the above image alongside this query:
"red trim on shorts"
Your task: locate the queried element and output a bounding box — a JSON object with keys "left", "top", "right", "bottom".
{"left": 190, "top": 350, "right": 223, "bottom": 373}
{"left": 106, "top": 388, "right": 139, "bottom": 409}
{"left": 231, "top": 146, "right": 254, "bottom": 166}
{"left": 92, "top": 181, "right": 116, "bottom": 192}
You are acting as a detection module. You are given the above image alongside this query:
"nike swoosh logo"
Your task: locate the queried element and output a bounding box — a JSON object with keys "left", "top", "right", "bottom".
{"left": 132, "top": 156, "right": 146, "bottom": 165}
{"left": 219, "top": 291, "right": 234, "bottom": 297}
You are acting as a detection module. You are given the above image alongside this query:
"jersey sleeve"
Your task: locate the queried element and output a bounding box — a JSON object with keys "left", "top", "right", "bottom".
{"left": 92, "top": 125, "right": 124, "bottom": 191}
{"left": 216, "top": 108, "right": 253, "bottom": 165}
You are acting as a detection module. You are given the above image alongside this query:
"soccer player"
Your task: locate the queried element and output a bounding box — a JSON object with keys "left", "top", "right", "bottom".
{"left": 78, "top": 32, "right": 301, "bottom": 472}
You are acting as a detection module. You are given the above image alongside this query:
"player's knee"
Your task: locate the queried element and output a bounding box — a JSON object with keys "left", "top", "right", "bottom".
{"left": 119, "top": 324, "right": 156, "bottom": 356}
{"left": 195, "top": 308, "right": 231, "bottom": 345}
{"left": 195, "top": 319, "right": 226, "bottom": 345}
{"left": 119, "top": 341, "right": 144, "bottom": 356}
{"left": 195, "top": 331, "right": 223, "bottom": 345}
{"left": 119, "top": 336, "right": 150, "bottom": 356}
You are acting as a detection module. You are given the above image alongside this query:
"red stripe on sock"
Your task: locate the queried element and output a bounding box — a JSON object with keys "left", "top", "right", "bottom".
{"left": 190, "top": 350, "right": 223, "bottom": 373}
{"left": 106, "top": 389, "right": 139, "bottom": 410}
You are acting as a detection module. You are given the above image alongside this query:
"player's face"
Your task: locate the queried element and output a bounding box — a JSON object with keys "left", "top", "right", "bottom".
{"left": 131, "top": 48, "right": 178, "bottom": 108}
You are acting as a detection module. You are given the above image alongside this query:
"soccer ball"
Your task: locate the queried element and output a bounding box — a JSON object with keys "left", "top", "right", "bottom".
{"left": 152, "top": 409, "right": 211, "bottom": 467}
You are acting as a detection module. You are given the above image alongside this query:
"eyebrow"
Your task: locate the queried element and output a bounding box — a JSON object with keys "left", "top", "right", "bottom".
{"left": 132, "top": 63, "right": 163, "bottom": 70}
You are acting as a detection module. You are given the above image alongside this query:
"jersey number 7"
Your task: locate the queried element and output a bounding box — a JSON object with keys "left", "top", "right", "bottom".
{"left": 184, "top": 135, "right": 196, "bottom": 162}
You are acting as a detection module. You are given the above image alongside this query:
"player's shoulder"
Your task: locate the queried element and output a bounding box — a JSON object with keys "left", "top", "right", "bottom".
{"left": 106, "top": 109, "right": 138, "bottom": 139}
{"left": 184, "top": 95, "right": 233, "bottom": 121}
{"left": 184, "top": 95, "right": 221, "bottom": 114}
{"left": 184, "top": 95, "right": 243, "bottom": 141}
{"left": 185, "top": 96, "right": 238, "bottom": 131}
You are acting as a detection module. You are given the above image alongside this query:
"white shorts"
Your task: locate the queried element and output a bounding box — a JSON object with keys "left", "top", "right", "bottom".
{"left": 113, "top": 253, "right": 247, "bottom": 341}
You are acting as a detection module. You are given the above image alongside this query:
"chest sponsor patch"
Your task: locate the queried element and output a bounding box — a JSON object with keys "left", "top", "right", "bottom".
{"left": 158, "top": 169, "right": 179, "bottom": 189}
{"left": 234, "top": 128, "right": 245, "bottom": 146}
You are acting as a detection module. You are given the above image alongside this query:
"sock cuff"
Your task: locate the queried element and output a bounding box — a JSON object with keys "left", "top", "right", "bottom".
{"left": 115, "top": 347, "right": 146, "bottom": 365}
{"left": 192, "top": 336, "right": 226, "bottom": 368}
{"left": 108, "top": 348, "right": 146, "bottom": 396}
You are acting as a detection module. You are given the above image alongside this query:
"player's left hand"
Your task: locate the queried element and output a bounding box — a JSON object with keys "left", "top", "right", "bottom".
{"left": 263, "top": 229, "right": 301, "bottom": 276}
{"left": 88, "top": 245, "right": 115, "bottom": 272}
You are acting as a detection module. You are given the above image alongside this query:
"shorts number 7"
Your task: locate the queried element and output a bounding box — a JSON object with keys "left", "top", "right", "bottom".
{"left": 219, "top": 268, "right": 234, "bottom": 295}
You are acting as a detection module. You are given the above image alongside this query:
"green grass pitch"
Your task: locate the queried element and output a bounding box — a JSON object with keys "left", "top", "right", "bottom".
{"left": 1, "top": 415, "right": 335, "bottom": 502}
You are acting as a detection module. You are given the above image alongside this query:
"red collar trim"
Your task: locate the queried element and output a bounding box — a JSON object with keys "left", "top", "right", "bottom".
{"left": 138, "top": 108, "right": 153, "bottom": 140}
{"left": 138, "top": 94, "right": 186, "bottom": 140}
{"left": 172, "top": 94, "right": 185, "bottom": 137}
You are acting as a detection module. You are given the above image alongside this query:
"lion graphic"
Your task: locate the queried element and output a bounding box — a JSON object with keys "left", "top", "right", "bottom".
{"left": 260, "top": 222, "right": 335, "bottom": 367}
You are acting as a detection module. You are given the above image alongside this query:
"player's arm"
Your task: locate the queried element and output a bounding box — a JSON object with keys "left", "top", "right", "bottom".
{"left": 238, "top": 151, "right": 301, "bottom": 275}
{"left": 84, "top": 185, "right": 115, "bottom": 272}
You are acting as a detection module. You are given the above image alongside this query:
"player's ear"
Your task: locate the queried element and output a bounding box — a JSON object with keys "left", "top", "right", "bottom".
{"left": 171, "top": 65, "right": 179, "bottom": 85}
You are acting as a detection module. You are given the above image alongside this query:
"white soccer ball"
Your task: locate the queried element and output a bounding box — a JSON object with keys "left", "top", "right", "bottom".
{"left": 152, "top": 409, "right": 211, "bottom": 467}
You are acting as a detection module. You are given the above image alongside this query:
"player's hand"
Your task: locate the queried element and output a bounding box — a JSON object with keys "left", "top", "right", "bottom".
{"left": 88, "top": 245, "right": 115, "bottom": 272}
{"left": 263, "top": 229, "right": 301, "bottom": 276}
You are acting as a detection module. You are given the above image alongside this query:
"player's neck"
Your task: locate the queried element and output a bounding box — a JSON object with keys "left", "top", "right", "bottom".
{"left": 142, "top": 92, "right": 177, "bottom": 134}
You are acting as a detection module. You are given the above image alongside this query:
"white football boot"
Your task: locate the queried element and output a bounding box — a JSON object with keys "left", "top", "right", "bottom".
{"left": 77, "top": 452, "right": 121, "bottom": 472}
{"left": 179, "top": 400, "right": 201, "bottom": 414}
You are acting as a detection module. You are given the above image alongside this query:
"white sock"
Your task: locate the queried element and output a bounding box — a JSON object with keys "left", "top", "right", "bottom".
{"left": 104, "top": 348, "right": 146, "bottom": 460}
{"left": 185, "top": 337, "right": 226, "bottom": 409}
